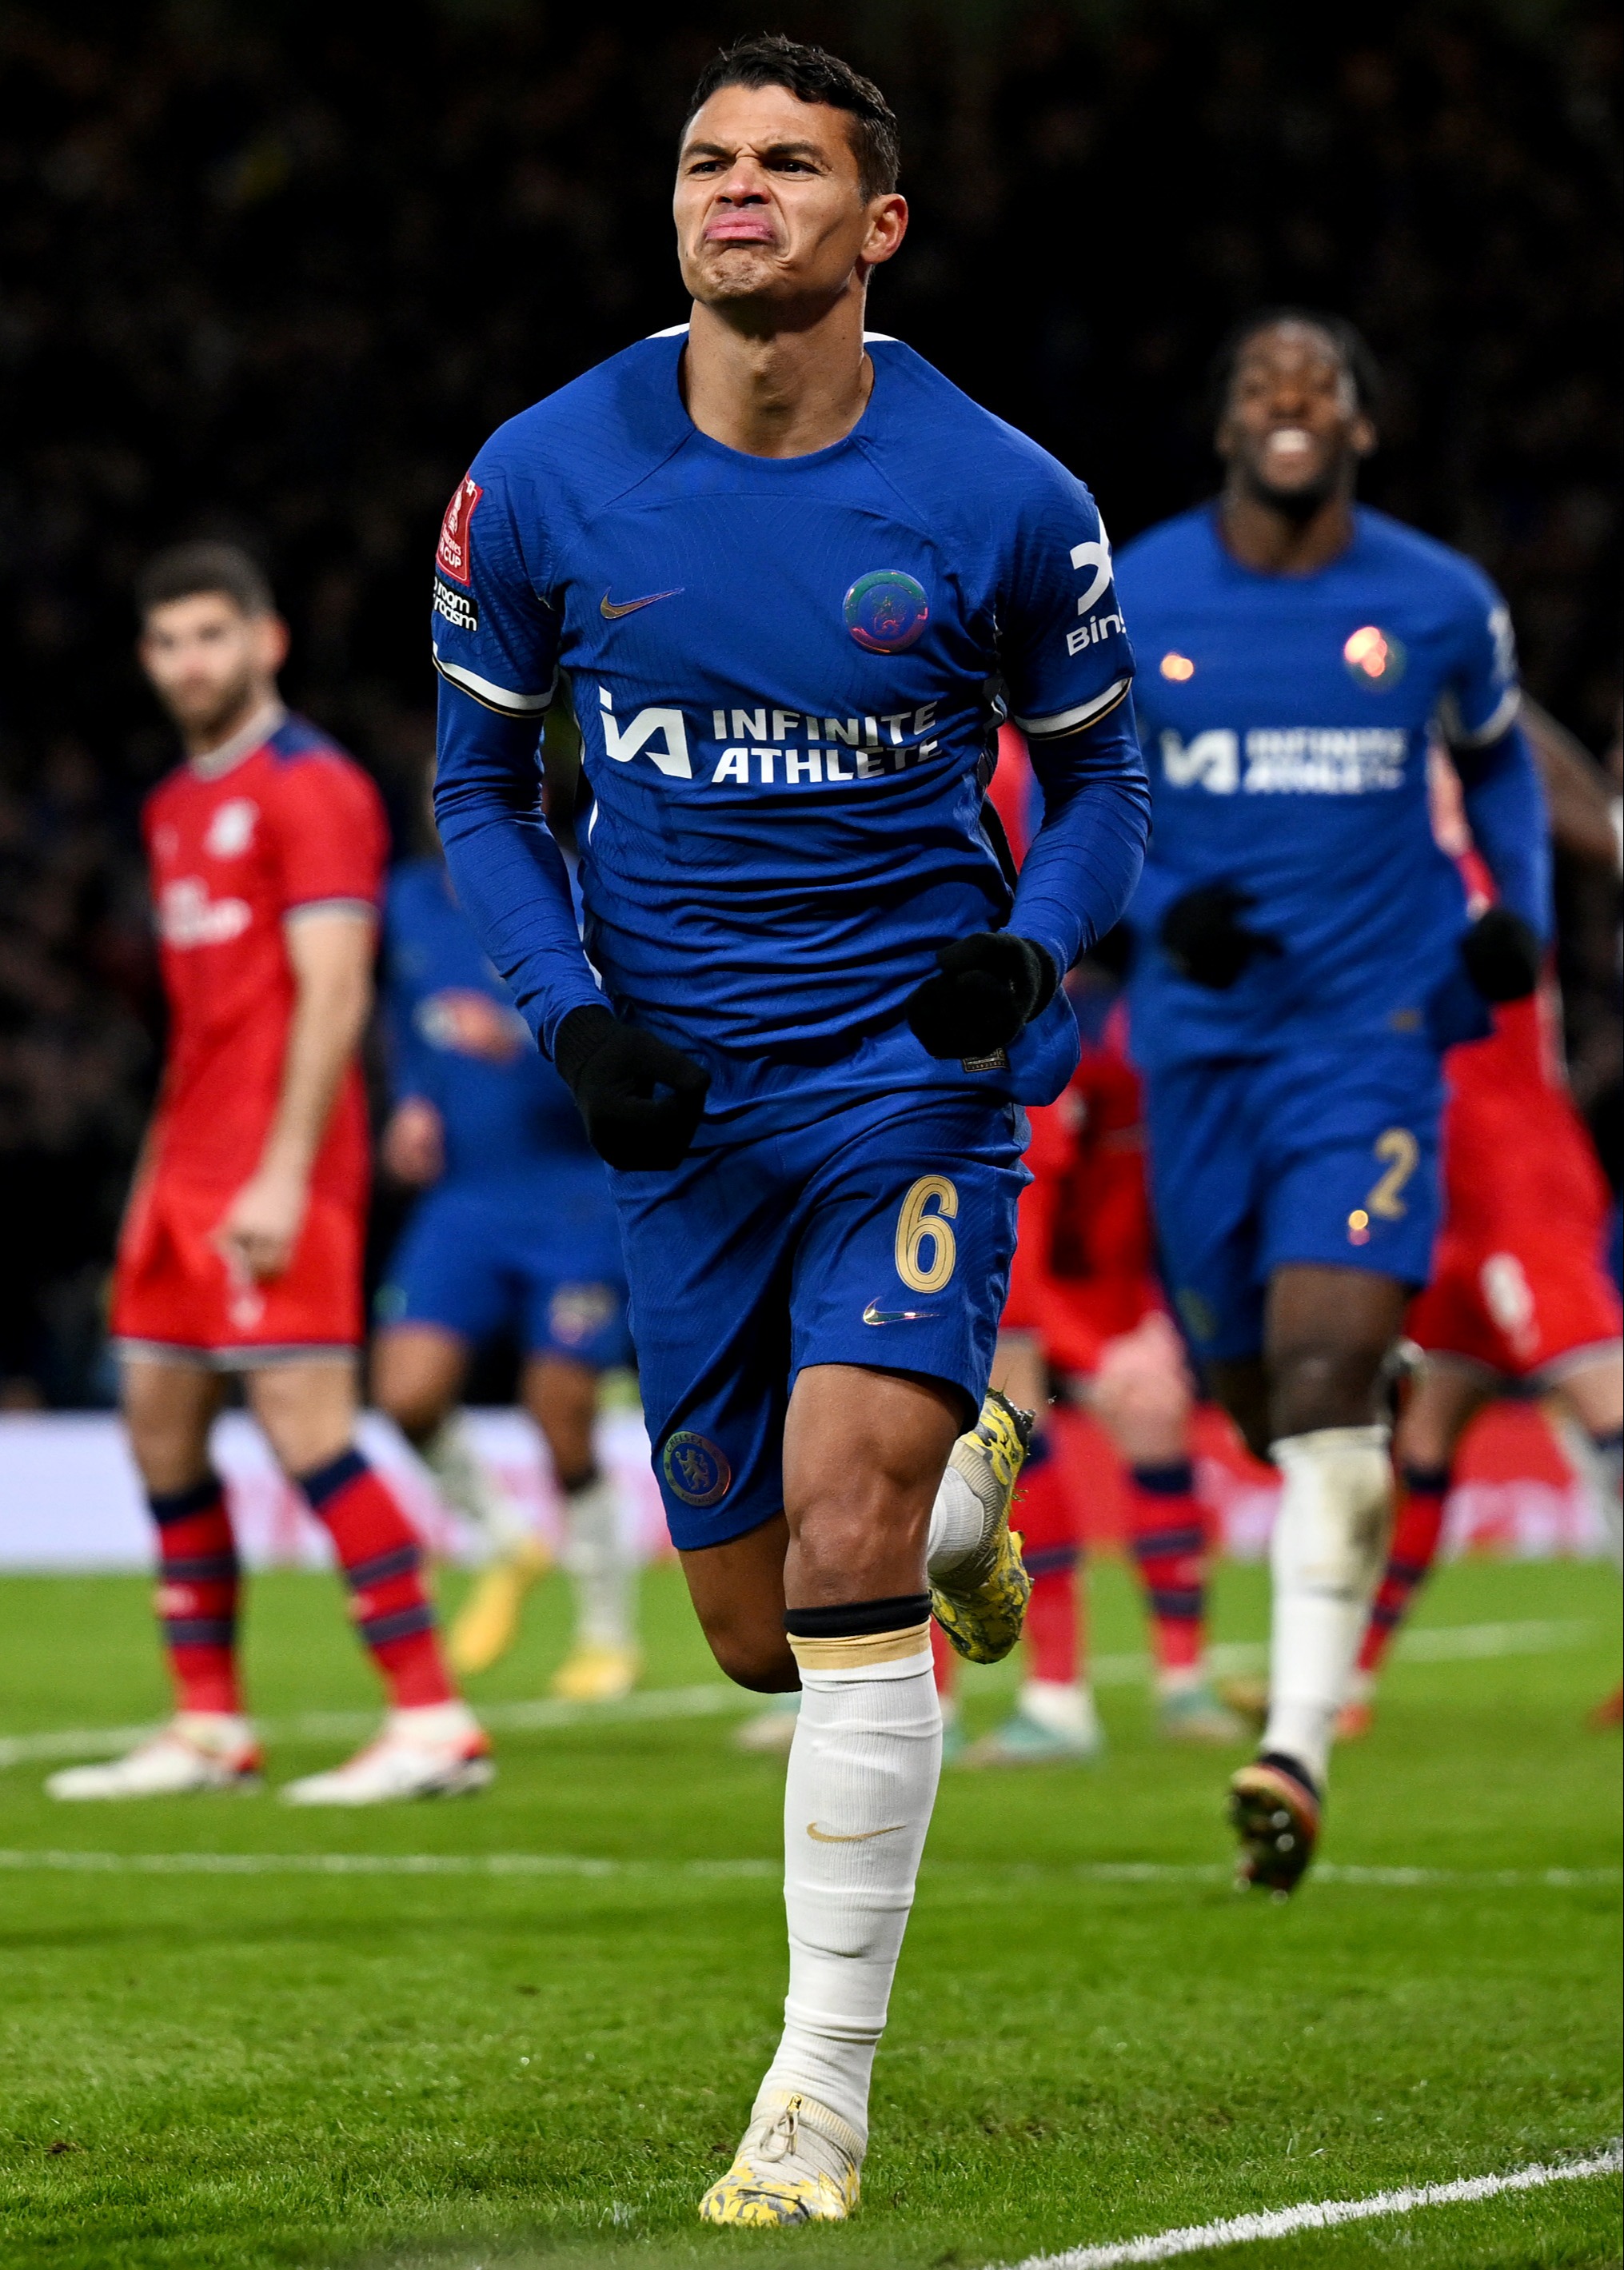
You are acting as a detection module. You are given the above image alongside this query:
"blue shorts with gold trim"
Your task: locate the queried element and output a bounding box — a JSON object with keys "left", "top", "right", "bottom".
{"left": 1143, "top": 1035, "right": 1443, "bottom": 1368}
{"left": 611, "top": 1087, "right": 1028, "bottom": 1551}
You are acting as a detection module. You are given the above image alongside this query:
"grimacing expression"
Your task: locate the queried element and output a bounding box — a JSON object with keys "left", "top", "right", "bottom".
{"left": 138, "top": 593, "right": 285, "bottom": 740}
{"left": 673, "top": 81, "right": 905, "bottom": 313}
{"left": 1219, "top": 321, "right": 1375, "bottom": 509}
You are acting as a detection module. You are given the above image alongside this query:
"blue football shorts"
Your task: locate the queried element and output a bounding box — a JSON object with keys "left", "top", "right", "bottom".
{"left": 375, "top": 1173, "right": 632, "bottom": 1369}
{"left": 1143, "top": 1035, "right": 1444, "bottom": 1366}
{"left": 611, "top": 1087, "right": 1030, "bottom": 1552}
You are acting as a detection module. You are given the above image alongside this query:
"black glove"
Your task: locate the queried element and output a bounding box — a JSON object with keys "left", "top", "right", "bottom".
{"left": 1460, "top": 907, "right": 1541, "bottom": 1004}
{"left": 1159, "top": 883, "right": 1283, "bottom": 991}
{"left": 553, "top": 1006, "right": 710, "bottom": 1171}
{"left": 904, "top": 932, "right": 1057, "bottom": 1060}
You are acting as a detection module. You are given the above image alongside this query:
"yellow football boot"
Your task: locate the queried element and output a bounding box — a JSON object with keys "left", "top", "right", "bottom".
{"left": 930, "top": 1388, "right": 1034, "bottom": 1664}
{"left": 698, "top": 2092, "right": 862, "bottom": 2226}
{"left": 549, "top": 1640, "right": 640, "bottom": 1703}
{"left": 447, "top": 1535, "right": 549, "bottom": 1676}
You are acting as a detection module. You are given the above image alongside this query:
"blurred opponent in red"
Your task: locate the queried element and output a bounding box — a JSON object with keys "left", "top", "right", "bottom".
{"left": 50, "top": 544, "right": 486, "bottom": 1809}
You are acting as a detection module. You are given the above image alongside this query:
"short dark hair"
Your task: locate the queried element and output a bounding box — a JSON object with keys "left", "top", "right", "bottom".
{"left": 1209, "top": 307, "right": 1384, "bottom": 426}
{"left": 684, "top": 34, "right": 900, "bottom": 201}
{"left": 134, "top": 541, "right": 275, "bottom": 624}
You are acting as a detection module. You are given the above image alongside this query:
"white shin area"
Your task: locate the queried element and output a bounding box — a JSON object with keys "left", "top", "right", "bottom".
{"left": 760, "top": 1631, "right": 941, "bottom": 2146}
{"left": 1263, "top": 1423, "right": 1395, "bottom": 1789}
{"left": 421, "top": 1414, "right": 531, "bottom": 1554}
{"left": 561, "top": 1472, "right": 634, "bottom": 1650}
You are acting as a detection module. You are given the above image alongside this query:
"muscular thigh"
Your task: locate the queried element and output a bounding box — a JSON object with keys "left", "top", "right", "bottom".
{"left": 617, "top": 1087, "right": 1025, "bottom": 1558}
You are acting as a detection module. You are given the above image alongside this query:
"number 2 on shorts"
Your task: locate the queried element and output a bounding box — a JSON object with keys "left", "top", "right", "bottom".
{"left": 895, "top": 1175, "right": 959, "bottom": 1294}
{"left": 1366, "top": 1127, "right": 1419, "bottom": 1219}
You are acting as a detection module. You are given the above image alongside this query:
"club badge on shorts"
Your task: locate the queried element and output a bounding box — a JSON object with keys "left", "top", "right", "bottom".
{"left": 662, "top": 1431, "right": 732, "bottom": 1506}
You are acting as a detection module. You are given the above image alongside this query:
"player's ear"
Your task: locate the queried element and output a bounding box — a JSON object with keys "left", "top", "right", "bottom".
{"left": 1351, "top": 411, "right": 1377, "bottom": 460}
{"left": 859, "top": 193, "right": 908, "bottom": 271}
{"left": 256, "top": 612, "right": 292, "bottom": 673}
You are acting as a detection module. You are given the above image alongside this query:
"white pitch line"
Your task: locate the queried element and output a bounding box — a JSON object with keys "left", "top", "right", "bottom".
{"left": 0, "top": 1850, "right": 1614, "bottom": 1890}
{"left": 0, "top": 1616, "right": 1598, "bottom": 1769}
{"left": 1004, "top": 2143, "right": 1622, "bottom": 2268}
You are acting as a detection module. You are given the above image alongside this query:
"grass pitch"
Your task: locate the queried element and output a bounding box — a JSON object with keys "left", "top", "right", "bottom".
{"left": 0, "top": 1552, "right": 1617, "bottom": 2269}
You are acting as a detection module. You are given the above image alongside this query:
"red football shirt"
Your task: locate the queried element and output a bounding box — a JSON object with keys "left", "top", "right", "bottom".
{"left": 142, "top": 709, "right": 387, "bottom": 1203}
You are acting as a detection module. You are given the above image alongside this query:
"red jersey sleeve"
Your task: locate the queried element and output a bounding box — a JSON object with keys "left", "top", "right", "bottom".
{"left": 267, "top": 751, "right": 389, "bottom": 916}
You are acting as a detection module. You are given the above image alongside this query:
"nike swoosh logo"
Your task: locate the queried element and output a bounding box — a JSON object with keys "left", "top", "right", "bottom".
{"left": 862, "top": 1301, "right": 940, "bottom": 1326}
{"left": 807, "top": 1821, "right": 904, "bottom": 1844}
{"left": 600, "top": 588, "right": 684, "bottom": 620}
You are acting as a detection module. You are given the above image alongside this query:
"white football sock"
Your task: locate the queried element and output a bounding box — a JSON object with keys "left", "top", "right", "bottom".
{"left": 1263, "top": 1425, "right": 1394, "bottom": 1790}
{"left": 925, "top": 1460, "right": 986, "bottom": 1577}
{"left": 421, "top": 1414, "right": 531, "bottom": 1555}
{"left": 1553, "top": 1414, "right": 1623, "bottom": 1572}
{"left": 761, "top": 1622, "right": 940, "bottom": 2144}
{"left": 562, "top": 1472, "right": 635, "bottom": 1650}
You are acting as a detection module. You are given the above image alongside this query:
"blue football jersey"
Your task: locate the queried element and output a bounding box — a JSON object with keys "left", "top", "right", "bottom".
{"left": 384, "top": 856, "right": 598, "bottom": 1183}
{"left": 431, "top": 329, "right": 1149, "bottom": 1115}
{"left": 1115, "top": 504, "right": 1542, "bottom": 1070}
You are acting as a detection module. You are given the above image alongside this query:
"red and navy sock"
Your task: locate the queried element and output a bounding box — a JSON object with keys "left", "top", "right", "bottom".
{"left": 1015, "top": 1433, "right": 1082, "bottom": 1686}
{"left": 298, "top": 1448, "right": 454, "bottom": 1708}
{"left": 150, "top": 1474, "right": 241, "bottom": 1716}
{"left": 1358, "top": 1462, "right": 1450, "bottom": 1678}
{"left": 1128, "top": 1460, "right": 1207, "bottom": 1677}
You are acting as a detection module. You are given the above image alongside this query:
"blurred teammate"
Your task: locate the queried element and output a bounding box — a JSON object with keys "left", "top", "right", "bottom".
{"left": 49, "top": 544, "right": 487, "bottom": 1806}
{"left": 1116, "top": 313, "right": 1550, "bottom": 1891}
{"left": 1345, "top": 758, "right": 1623, "bottom": 1733}
{"left": 373, "top": 835, "right": 639, "bottom": 1696}
{"left": 429, "top": 35, "right": 1147, "bottom": 2224}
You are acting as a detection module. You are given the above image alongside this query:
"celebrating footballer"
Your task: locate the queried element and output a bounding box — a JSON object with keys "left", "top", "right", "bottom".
{"left": 430, "top": 33, "right": 1149, "bottom": 2224}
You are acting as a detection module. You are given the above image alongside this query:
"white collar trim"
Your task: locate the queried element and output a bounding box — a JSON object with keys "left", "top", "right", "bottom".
{"left": 188, "top": 700, "right": 286, "bottom": 780}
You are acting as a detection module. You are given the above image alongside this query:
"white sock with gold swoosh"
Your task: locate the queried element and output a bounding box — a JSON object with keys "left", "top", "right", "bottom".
{"left": 757, "top": 1603, "right": 940, "bottom": 2144}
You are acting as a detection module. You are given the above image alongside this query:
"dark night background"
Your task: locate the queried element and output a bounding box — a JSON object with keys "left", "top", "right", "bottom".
{"left": 0, "top": 0, "right": 1618, "bottom": 1401}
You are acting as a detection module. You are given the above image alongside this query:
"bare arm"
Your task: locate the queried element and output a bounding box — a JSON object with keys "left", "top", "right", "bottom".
{"left": 216, "top": 908, "right": 375, "bottom": 1281}
{"left": 1521, "top": 696, "right": 1620, "bottom": 872}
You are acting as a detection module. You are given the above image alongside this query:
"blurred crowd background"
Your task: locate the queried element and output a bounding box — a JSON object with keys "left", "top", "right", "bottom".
{"left": 0, "top": 0, "right": 1618, "bottom": 1406}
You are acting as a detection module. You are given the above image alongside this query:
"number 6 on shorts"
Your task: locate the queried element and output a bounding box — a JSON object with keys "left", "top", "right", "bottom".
{"left": 895, "top": 1175, "right": 959, "bottom": 1294}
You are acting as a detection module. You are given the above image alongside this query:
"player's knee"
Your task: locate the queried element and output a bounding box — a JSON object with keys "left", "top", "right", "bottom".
{"left": 374, "top": 1382, "right": 445, "bottom": 1446}
{"left": 701, "top": 1617, "right": 799, "bottom": 1694}
{"left": 1269, "top": 1339, "right": 1390, "bottom": 1439}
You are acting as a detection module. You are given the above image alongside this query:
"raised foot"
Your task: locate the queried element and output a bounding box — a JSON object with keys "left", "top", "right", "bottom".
{"left": 930, "top": 1388, "right": 1034, "bottom": 1666}
{"left": 699, "top": 2092, "right": 862, "bottom": 2226}
{"left": 1229, "top": 1756, "right": 1320, "bottom": 1895}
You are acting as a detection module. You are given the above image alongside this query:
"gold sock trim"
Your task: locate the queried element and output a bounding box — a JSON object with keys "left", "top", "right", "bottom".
{"left": 787, "top": 1621, "right": 932, "bottom": 1671}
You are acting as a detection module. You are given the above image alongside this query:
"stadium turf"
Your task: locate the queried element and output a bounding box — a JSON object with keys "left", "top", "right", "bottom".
{"left": 0, "top": 1554, "right": 1617, "bottom": 2269}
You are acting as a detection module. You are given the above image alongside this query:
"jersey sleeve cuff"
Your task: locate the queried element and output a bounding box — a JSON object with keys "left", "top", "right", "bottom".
{"left": 432, "top": 648, "right": 555, "bottom": 719}
{"left": 1440, "top": 684, "right": 1521, "bottom": 748}
{"left": 1012, "top": 676, "right": 1131, "bottom": 740}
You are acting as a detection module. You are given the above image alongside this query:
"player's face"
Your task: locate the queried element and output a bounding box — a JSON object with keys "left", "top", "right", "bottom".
{"left": 138, "top": 593, "right": 287, "bottom": 740}
{"left": 674, "top": 82, "right": 907, "bottom": 313}
{"left": 1218, "top": 321, "right": 1375, "bottom": 509}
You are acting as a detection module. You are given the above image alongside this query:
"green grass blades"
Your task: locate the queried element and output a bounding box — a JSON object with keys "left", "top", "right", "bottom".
{"left": 0, "top": 1556, "right": 1617, "bottom": 2269}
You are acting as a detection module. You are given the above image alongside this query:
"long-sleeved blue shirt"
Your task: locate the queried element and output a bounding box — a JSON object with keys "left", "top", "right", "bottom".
{"left": 1115, "top": 503, "right": 1551, "bottom": 1070}
{"left": 431, "top": 329, "right": 1150, "bottom": 1121}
